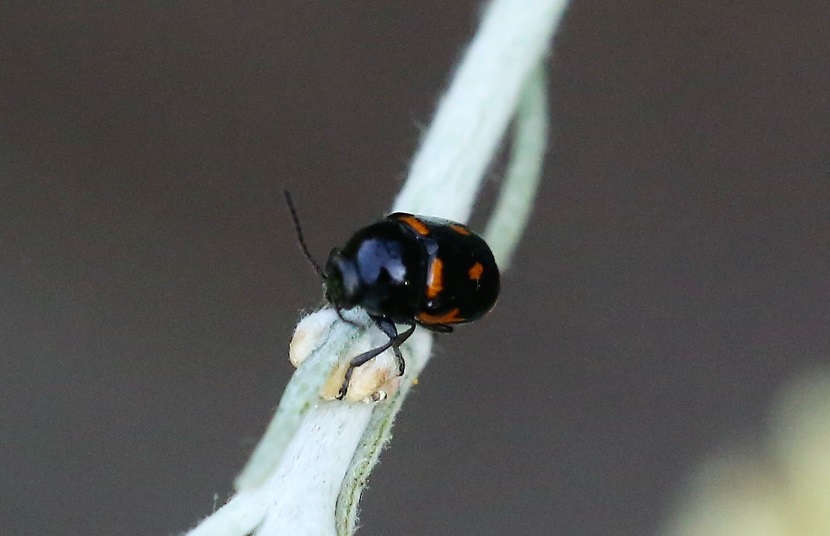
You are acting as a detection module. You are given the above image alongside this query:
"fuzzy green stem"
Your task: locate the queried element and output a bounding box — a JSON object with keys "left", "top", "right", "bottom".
{"left": 337, "top": 64, "right": 550, "bottom": 535}
{"left": 183, "top": 0, "right": 566, "bottom": 534}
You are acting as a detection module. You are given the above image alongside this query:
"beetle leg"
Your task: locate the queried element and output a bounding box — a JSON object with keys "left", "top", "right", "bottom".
{"left": 338, "top": 339, "right": 393, "bottom": 400}
{"left": 375, "top": 319, "right": 415, "bottom": 376}
{"left": 423, "top": 323, "right": 453, "bottom": 334}
{"left": 336, "top": 319, "right": 416, "bottom": 400}
{"left": 335, "top": 306, "right": 363, "bottom": 328}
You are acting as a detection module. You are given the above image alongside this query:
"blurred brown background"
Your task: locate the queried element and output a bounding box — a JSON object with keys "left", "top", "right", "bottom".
{"left": 2, "top": 2, "right": 829, "bottom": 535}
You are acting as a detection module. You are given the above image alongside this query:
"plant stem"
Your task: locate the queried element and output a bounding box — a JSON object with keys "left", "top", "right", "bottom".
{"left": 183, "top": 0, "right": 567, "bottom": 534}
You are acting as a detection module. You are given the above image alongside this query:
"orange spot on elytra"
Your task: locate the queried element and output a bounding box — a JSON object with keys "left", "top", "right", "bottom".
{"left": 426, "top": 257, "right": 444, "bottom": 299}
{"left": 450, "top": 223, "right": 471, "bottom": 236}
{"left": 468, "top": 262, "right": 484, "bottom": 281}
{"left": 397, "top": 215, "right": 430, "bottom": 236}
{"left": 417, "top": 308, "right": 464, "bottom": 325}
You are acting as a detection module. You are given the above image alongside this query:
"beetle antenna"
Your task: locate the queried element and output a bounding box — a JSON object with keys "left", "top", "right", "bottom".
{"left": 283, "top": 190, "right": 324, "bottom": 278}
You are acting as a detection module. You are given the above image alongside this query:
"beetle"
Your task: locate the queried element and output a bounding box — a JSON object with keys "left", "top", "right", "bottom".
{"left": 284, "top": 191, "right": 499, "bottom": 399}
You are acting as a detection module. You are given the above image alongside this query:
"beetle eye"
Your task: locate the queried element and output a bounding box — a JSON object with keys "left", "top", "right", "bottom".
{"left": 324, "top": 270, "right": 343, "bottom": 304}
{"left": 325, "top": 250, "right": 361, "bottom": 309}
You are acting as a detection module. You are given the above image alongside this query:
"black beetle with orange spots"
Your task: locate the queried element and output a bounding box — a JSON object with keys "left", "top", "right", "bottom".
{"left": 284, "top": 192, "right": 500, "bottom": 399}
